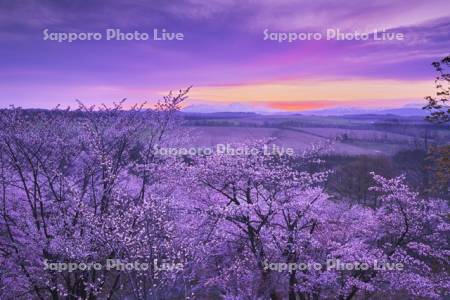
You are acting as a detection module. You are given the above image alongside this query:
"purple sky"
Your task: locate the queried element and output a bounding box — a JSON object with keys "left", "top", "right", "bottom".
{"left": 0, "top": 0, "right": 449, "bottom": 111}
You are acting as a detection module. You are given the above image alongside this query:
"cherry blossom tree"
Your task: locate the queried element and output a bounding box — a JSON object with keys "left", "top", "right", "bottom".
{"left": 180, "top": 141, "right": 331, "bottom": 299}
{"left": 180, "top": 142, "right": 449, "bottom": 299}
{"left": 0, "top": 88, "right": 191, "bottom": 299}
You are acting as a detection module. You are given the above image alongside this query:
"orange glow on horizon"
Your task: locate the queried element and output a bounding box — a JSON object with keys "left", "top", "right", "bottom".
{"left": 184, "top": 78, "right": 434, "bottom": 110}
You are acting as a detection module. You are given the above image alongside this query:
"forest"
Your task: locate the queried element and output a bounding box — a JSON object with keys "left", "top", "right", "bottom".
{"left": 0, "top": 84, "right": 448, "bottom": 299}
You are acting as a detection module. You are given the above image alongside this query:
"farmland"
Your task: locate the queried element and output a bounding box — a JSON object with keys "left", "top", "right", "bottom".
{"left": 183, "top": 112, "right": 450, "bottom": 156}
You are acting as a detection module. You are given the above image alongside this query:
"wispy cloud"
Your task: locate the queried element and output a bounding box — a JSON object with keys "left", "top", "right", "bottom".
{"left": 0, "top": 0, "right": 448, "bottom": 109}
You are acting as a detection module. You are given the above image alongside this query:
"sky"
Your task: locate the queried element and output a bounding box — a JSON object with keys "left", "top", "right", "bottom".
{"left": 0, "top": 0, "right": 449, "bottom": 111}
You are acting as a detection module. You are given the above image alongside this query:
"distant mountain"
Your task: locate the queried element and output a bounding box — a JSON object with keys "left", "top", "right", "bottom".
{"left": 182, "top": 103, "right": 278, "bottom": 114}
{"left": 299, "top": 107, "right": 374, "bottom": 115}
{"left": 303, "top": 107, "right": 428, "bottom": 116}
{"left": 377, "top": 108, "right": 428, "bottom": 116}
{"left": 183, "top": 103, "right": 428, "bottom": 117}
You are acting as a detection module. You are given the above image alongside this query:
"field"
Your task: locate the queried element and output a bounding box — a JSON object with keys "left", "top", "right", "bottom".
{"left": 184, "top": 112, "right": 450, "bottom": 156}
